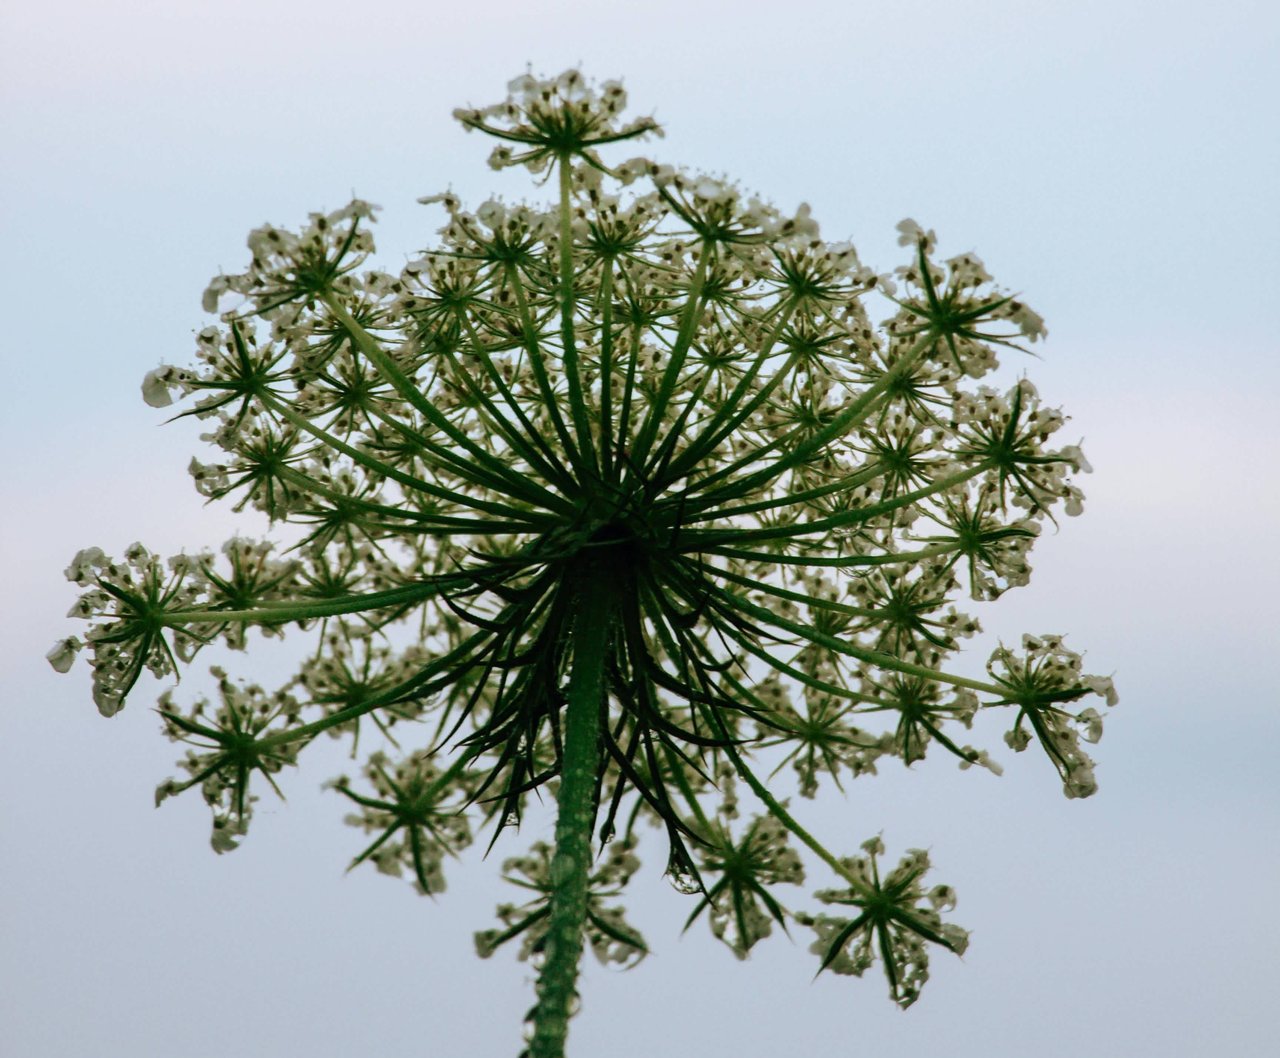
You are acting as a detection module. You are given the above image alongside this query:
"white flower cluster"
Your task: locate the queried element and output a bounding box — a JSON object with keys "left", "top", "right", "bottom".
{"left": 752, "top": 672, "right": 893, "bottom": 797}
{"left": 299, "top": 630, "right": 435, "bottom": 733}
{"left": 475, "top": 839, "right": 647, "bottom": 968}
{"left": 57, "top": 544, "right": 201, "bottom": 716}
{"left": 331, "top": 750, "right": 472, "bottom": 894}
{"left": 798, "top": 836, "right": 969, "bottom": 1009}
{"left": 455, "top": 69, "right": 661, "bottom": 173}
{"left": 689, "top": 809, "right": 806, "bottom": 959}
{"left": 201, "top": 200, "right": 380, "bottom": 319}
{"left": 988, "top": 634, "right": 1118, "bottom": 799}
{"left": 949, "top": 379, "right": 1087, "bottom": 517}
{"left": 154, "top": 669, "right": 301, "bottom": 852}
{"left": 51, "top": 70, "right": 1116, "bottom": 1023}
{"left": 51, "top": 537, "right": 310, "bottom": 715}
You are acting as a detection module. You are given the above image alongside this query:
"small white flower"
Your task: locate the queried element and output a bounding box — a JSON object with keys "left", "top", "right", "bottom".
{"left": 896, "top": 218, "right": 937, "bottom": 251}
{"left": 649, "top": 163, "right": 677, "bottom": 188}
{"left": 946, "top": 252, "right": 992, "bottom": 288}
{"left": 507, "top": 72, "right": 538, "bottom": 98}
{"left": 958, "top": 748, "right": 1003, "bottom": 776}
{"left": 794, "top": 202, "right": 818, "bottom": 236}
{"left": 141, "top": 367, "right": 176, "bottom": 408}
{"left": 555, "top": 68, "right": 588, "bottom": 101}
{"left": 1058, "top": 444, "right": 1092, "bottom": 473}
{"left": 612, "top": 156, "right": 651, "bottom": 185}
{"left": 928, "top": 884, "right": 957, "bottom": 911}
{"left": 64, "top": 547, "right": 107, "bottom": 585}
{"left": 92, "top": 681, "right": 124, "bottom": 718}
{"left": 1077, "top": 707, "right": 1104, "bottom": 744}
{"left": 1083, "top": 674, "right": 1119, "bottom": 706}
{"left": 1004, "top": 727, "right": 1031, "bottom": 752}
{"left": 417, "top": 191, "right": 460, "bottom": 212}
{"left": 331, "top": 199, "right": 380, "bottom": 223}
{"left": 1005, "top": 301, "right": 1047, "bottom": 342}
{"left": 693, "top": 177, "right": 728, "bottom": 202}
{"left": 46, "top": 637, "right": 83, "bottom": 673}
{"left": 201, "top": 274, "right": 231, "bottom": 314}
{"left": 476, "top": 199, "right": 507, "bottom": 228}
{"left": 1063, "top": 761, "right": 1097, "bottom": 799}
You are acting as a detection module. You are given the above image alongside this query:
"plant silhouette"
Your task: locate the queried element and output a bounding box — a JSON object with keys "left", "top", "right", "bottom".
{"left": 51, "top": 69, "right": 1116, "bottom": 1058}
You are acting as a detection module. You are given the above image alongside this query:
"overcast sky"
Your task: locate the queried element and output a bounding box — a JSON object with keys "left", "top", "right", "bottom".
{"left": 3, "top": 1, "right": 1278, "bottom": 1056}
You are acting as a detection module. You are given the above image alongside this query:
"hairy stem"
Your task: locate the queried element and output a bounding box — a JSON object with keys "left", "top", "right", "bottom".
{"left": 527, "top": 557, "right": 615, "bottom": 1058}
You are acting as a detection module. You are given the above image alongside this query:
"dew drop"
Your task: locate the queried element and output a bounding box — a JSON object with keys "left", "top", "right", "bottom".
{"left": 665, "top": 854, "right": 702, "bottom": 896}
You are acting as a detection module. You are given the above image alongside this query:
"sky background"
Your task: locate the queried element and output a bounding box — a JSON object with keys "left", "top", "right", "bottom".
{"left": 2, "top": 1, "right": 1278, "bottom": 1055}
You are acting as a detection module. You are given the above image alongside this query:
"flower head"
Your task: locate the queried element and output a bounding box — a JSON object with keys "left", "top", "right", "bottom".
{"left": 988, "top": 634, "right": 1118, "bottom": 798}
{"left": 454, "top": 68, "right": 661, "bottom": 173}
{"left": 52, "top": 71, "right": 1114, "bottom": 1028}
{"left": 797, "top": 838, "right": 969, "bottom": 1008}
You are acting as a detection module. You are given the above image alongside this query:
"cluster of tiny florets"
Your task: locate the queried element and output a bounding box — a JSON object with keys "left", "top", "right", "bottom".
{"left": 989, "top": 634, "right": 1117, "bottom": 799}
{"left": 797, "top": 836, "right": 970, "bottom": 1008}
{"left": 474, "top": 838, "right": 647, "bottom": 968}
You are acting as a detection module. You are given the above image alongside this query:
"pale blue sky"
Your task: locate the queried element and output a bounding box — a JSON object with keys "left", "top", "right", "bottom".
{"left": 3, "top": 1, "right": 1278, "bottom": 1056}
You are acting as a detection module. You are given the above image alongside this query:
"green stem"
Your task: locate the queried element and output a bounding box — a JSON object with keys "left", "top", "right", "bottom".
{"left": 698, "top": 540, "right": 966, "bottom": 570}
{"left": 556, "top": 153, "right": 599, "bottom": 479}
{"left": 505, "top": 261, "right": 586, "bottom": 478}
{"left": 454, "top": 311, "right": 582, "bottom": 498}
{"left": 654, "top": 298, "right": 800, "bottom": 489}
{"left": 713, "top": 582, "right": 1005, "bottom": 696}
{"left": 527, "top": 558, "right": 615, "bottom": 1058}
{"left": 683, "top": 457, "right": 998, "bottom": 550}
{"left": 597, "top": 259, "right": 617, "bottom": 482}
{"left": 319, "top": 294, "right": 570, "bottom": 512}
{"left": 161, "top": 577, "right": 471, "bottom": 626}
{"left": 683, "top": 329, "right": 940, "bottom": 513}
{"left": 719, "top": 740, "right": 875, "bottom": 899}
{"left": 626, "top": 239, "right": 712, "bottom": 477}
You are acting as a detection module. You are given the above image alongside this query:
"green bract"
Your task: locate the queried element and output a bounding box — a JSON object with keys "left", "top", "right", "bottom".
{"left": 53, "top": 69, "right": 1116, "bottom": 1058}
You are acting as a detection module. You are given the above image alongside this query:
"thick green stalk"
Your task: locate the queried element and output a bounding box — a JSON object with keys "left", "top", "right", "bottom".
{"left": 527, "top": 558, "right": 615, "bottom": 1058}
